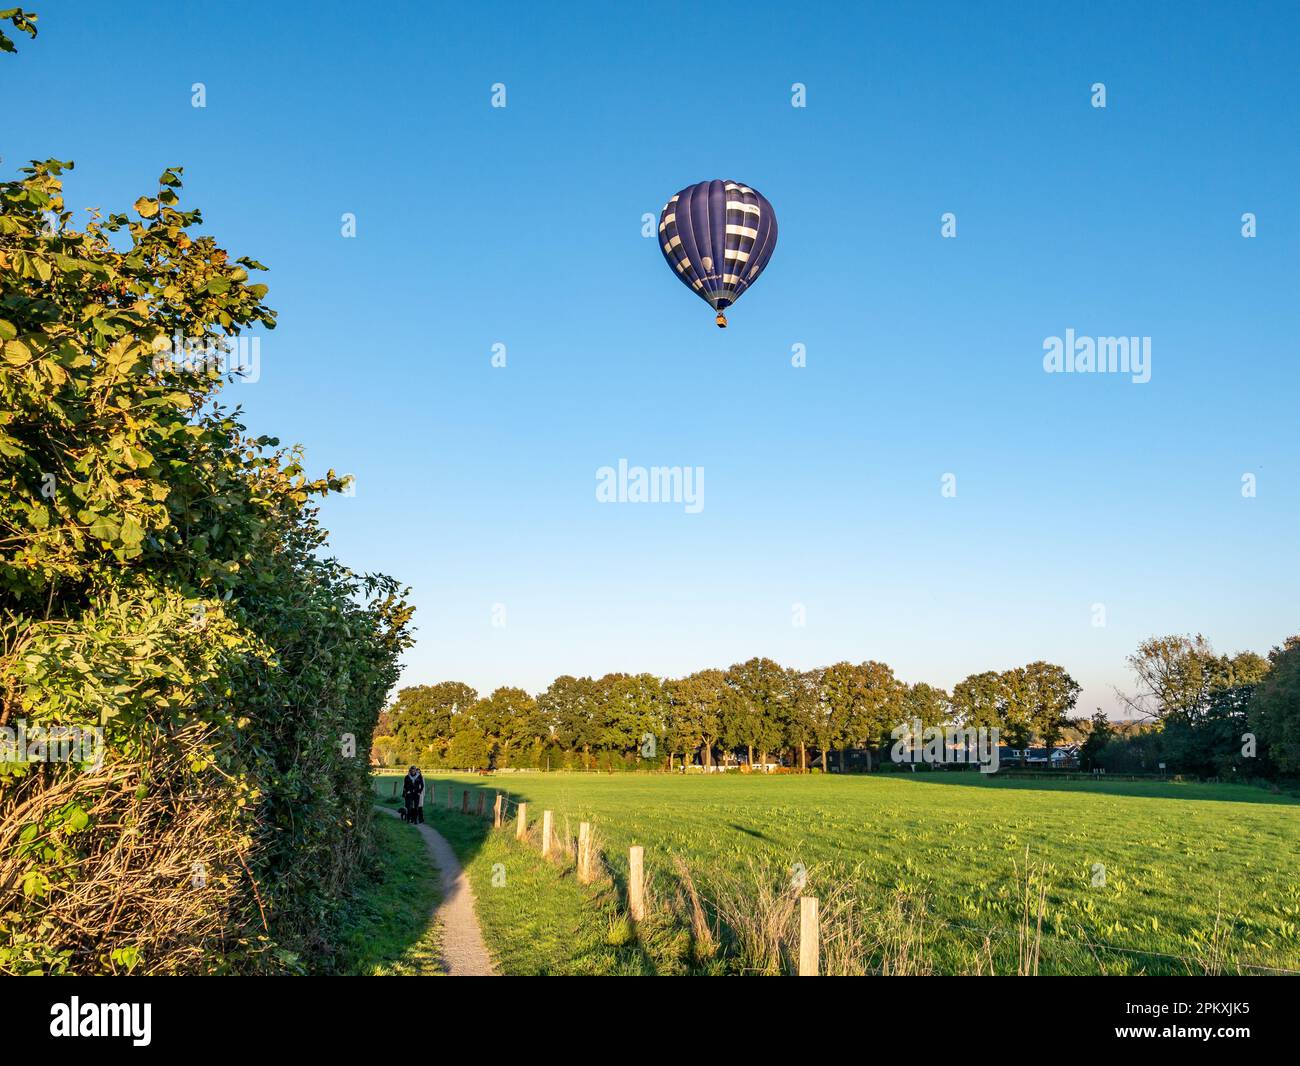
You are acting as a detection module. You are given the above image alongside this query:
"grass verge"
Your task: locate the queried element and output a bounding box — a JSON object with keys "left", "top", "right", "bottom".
{"left": 336, "top": 808, "right": 443, "bottom": 975}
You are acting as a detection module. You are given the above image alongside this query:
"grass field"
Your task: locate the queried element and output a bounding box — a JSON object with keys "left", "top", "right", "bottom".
{"left": 337, "top": 812, "right": 444, "bottom": 975}
{"left": 372, "top": 771, "right": 1300, "bottom": 975}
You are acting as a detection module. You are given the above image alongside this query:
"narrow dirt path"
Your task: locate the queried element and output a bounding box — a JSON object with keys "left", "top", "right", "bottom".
{"left": 376, "top": 806, "right": 497, "bottom": 976}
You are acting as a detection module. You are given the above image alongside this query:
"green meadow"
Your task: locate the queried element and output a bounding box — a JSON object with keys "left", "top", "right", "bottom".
{"left": 372, "top": 771, "right": 1300, "bottom": 975}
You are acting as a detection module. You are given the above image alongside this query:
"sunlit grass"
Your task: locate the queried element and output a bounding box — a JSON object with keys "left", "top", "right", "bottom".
{"left": 374, "top": 772, "right": 1300, "bottom": 975}
{"left": 338, "top": 811, "right": 443, "bottom": 976}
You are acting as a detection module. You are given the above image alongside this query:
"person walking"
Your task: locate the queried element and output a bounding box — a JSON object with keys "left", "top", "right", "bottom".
{"left": 402, "top": 765, "right": 425, "bottom": 824}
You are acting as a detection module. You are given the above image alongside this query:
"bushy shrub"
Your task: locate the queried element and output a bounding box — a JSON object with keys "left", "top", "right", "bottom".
{"left": 0, "top": 156, "right": 411, "bottom": 973}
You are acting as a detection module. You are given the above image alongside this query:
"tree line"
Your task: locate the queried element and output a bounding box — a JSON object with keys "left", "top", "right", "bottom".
{"left": 376, "top": 658, "right": 1084, "bottom": 772}
{"left": 1080, "top": 634, "right": 1299, "bottom": 778}
{"left": 377, "top": 632, "right": 1300, "bottom": 780}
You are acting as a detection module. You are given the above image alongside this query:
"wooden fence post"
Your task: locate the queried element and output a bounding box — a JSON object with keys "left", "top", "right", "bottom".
{"left": 391, "top": 779, "right": 397, "bottom": 797}
{"left": 578, "top": 822, "right": 593, "bottom": 883}
{"left": 516, "top": 802, "right": 527, "bottom": 840}
{"left": 475, "top": 791, "right": 485, "bottom": 817}
{"left": 629, "top": 845, "right": 645, "bottom": 921}
{"left": 799, "top": 896, "right": 820, "bottom": 976}
{"left": 493, "top": 792, "right": 503, "bottom": 828}
{"left": 445, "top": 784, "right": 453, "bottom": 809}
{"left": 541, "top": 810, "right": 554, "bottom": 858}
{"left": 461, "top": 789, "right": 469, "bottom": 814}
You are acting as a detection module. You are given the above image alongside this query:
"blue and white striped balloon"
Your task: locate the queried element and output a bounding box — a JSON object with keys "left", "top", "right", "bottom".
{"left": 657, "top": 179, "right": 778, "bottom": 327}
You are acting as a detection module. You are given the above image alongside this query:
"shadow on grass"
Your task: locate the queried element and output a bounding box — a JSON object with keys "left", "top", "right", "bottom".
{"left": 872, "top": 769, "right": 1300, "bottom": 806}
{"left": 336, "top": 808, "right": 443, "bottom": 975}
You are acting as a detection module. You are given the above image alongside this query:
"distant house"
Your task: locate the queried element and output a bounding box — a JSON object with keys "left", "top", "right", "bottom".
{"left": 997, "top": 745, "right": 1079, "bottom": 768}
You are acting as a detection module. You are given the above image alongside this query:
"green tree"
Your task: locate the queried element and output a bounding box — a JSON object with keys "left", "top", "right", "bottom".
{"left": 387, "top": 681, "right": 476, "bottom": 762}
{"left": 901, "top": 682, "right": 949, "bottom": 726}
{"left": 1250, "top": 637, "right": 1300, "bottom": 774}
{"left": 539, "top": 674, "right": 597, "bottom": 764}
{"left": 1021, "top": 661, "right": 1080, "bottom": 764}
{"left": 997, "top": 667, "right": 1037, "bottom": 750}
{"left": 723, "top": 657, "right": 787, "bottom": 767}
{"left": 1078, "top": 711, "right": 1114, "bottom": 771}
{"left": 816, "top": 662, "right": 858, "bottom": 770}
{"left": 952, "top": 671, "right": 1004, "bottom": 730}
{"left": 1121, "top": 635, "right": 1273, "bottom": 776}
{"left": 783, "top": 667, "right": 823, "bottom": 772}
{"left": 1215, "top": 650, "right": 1271, "bottom": 691}
{"left": 589, "top": 673, "right": 627, "bottom": 754}
{"left": 1122, "top": 634, "right": 1220, "bottom": 723}
{"left": 446, "top": 720, "right": 492, "bottom": 770}
{"left": 473, "top": 687, "right": 542, "bottom": 767}
{"left": 665, "top": 669, "right": 728, "bottom": 768}
{"left": 820, "top": 661, "right": 902, "bottom": 771}
{"left": 848, "top": 661, "right": 905, "bottom": 767}
{"left": 588, "top": 673, "right": 665, "bottom": 758}
{"left": 625, "top": 673, "right": 669, "bottom": 760}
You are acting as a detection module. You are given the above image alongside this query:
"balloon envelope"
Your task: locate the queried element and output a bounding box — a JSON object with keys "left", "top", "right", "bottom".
{"left": 657, "top": 180, "right": 777, "bottom": 323}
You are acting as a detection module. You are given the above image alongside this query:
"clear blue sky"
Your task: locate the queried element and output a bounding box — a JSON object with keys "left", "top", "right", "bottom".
{"left": 8, "top": 1, "right": 1298, "bottom": 717}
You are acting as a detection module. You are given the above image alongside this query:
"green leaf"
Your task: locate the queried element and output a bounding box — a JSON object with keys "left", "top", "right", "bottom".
{"left": 3, "top": 338, "right": 31, "bottom": 364}
{"left": 87, "top": 515, "right": 119, "bottom": 542}
{"left": 119, "top": 517, "right": 145, "bottom": 546}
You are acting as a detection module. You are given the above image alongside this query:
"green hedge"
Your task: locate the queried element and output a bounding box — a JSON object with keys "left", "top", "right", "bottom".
{"left": 0, "top": 154, "right": 412, "bottom": 973}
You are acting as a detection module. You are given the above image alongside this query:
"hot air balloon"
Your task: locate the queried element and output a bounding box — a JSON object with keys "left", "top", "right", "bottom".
{"left": 657, "top": 179, "right": 777, "bottom": 327}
